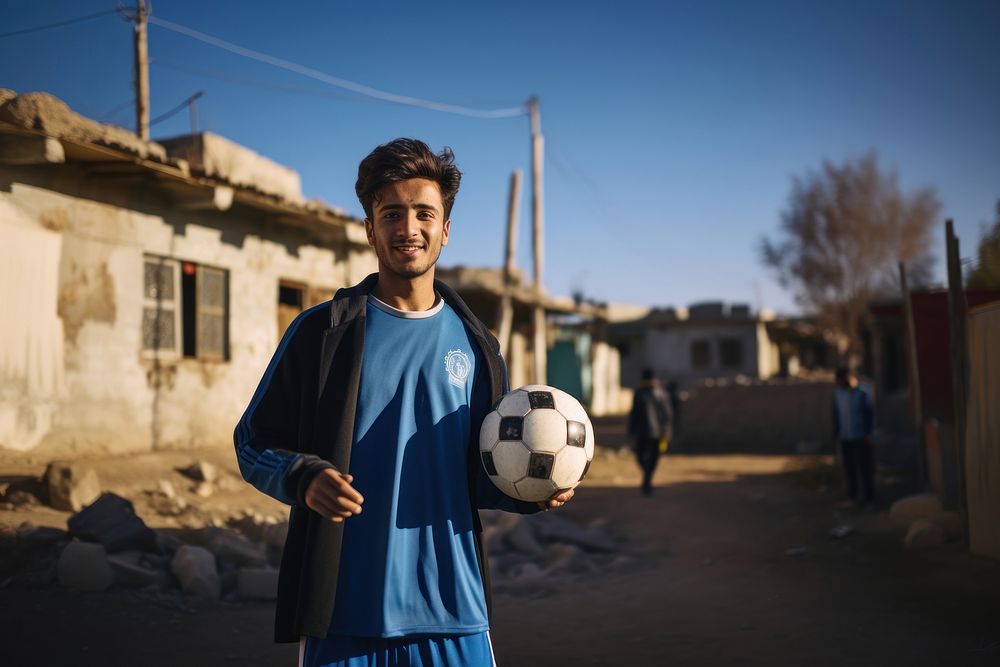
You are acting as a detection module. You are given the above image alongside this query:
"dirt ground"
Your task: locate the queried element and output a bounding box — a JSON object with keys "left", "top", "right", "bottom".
{"left": 2, "top": 418, "right": 999, "bottom": 666}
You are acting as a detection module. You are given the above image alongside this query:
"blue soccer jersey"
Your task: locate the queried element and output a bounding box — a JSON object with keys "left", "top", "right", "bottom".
{"left": 326, "top": 295, "right": 489, "bottom": 638}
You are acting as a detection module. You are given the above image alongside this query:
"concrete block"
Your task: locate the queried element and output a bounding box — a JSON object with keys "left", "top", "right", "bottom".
{"left": 171, "top": 545, "right": 220, "bottom": 599}
{"left": 58, "top": 542, "right": 113, "bottom": 592}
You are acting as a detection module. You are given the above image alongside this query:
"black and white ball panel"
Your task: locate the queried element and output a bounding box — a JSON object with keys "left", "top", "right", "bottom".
{"left": 479, "top": 384, "right": 595, "bottom": 502}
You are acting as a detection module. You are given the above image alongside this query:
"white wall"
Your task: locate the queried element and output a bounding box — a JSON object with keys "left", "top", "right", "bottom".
{"left": 0, "top": 176, "right": 375, "bottom": 454}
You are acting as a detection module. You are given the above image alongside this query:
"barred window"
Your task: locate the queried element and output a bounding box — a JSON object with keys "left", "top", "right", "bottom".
{"left": 143, "top": 255, "right": 228, "bottom": 361}
{"left": 142, "top": 257, "right": 181, "bottom": 357}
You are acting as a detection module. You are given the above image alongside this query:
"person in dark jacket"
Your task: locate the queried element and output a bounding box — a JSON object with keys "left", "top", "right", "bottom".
{"left": 628, "top": 368, "right": 674, "bottom": 496}
{"left": 832, "top": 366, "right": 876, "bottom": 508}
{"left": 234, "top": 139, "right": 573, "bottom": 667}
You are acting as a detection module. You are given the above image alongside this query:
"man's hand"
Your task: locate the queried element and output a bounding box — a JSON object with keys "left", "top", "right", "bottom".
{"left": 305, "top": 468, "right": 364, "bottom": 522}
{"left": 537, "top": 488, "right": 575, "bottom": 511}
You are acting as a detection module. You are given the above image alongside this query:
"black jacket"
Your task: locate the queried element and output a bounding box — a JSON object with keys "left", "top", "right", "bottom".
{"left": 234, "top": 274, "right": 511, "bottom": 642}
{"left": 627, "top": 381, "right": 674, "bottom": 441}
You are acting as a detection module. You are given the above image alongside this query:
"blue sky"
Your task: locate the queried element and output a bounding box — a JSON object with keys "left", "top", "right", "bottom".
{"left": 3, "top": 1, "right": 998, "bottom": 314}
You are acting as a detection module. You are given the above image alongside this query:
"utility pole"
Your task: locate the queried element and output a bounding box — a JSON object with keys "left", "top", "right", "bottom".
{"left": 529, "top": 96, "right": 547, "bottom": 385}
{"left": 945, "top": 220, "right": 970, "bottom": 546}
{"left": 898, "top": 262, "right": 926, "bottom": 490}
{"left": 133, "top": 0, "right": 150, "bottom": 140}
{"left": 497, "top": 169, "right": 522, "bottom": 359}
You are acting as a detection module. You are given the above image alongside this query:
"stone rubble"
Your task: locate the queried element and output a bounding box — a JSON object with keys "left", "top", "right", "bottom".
{"left": 171, "top": 545, "right": 220, "bottom": 599}
{"left": 44, "top": 461, "right": 102, "bottom": 512}
{"left": 3, "top": 472, "right": 626, "bottom": 605}
{"left": 57, "top": 542, "right": 114, "bottom": 592}
{"left": 68, "top": 493, "right": 159, "bottom": 553}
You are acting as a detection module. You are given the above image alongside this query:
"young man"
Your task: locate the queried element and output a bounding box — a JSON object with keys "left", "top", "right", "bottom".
{"left": 832, "top": 366, "right": 876, "bottom": 509}
{"left": 235, "top": 138, "right": 573, "bottom": 667}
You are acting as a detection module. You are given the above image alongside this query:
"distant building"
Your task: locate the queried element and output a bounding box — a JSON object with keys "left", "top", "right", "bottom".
{"left": 610, "top": 301, "right": 839, "bottom": 389}
{"left": 0, "top": 90, "right": 376, "bottom": 454}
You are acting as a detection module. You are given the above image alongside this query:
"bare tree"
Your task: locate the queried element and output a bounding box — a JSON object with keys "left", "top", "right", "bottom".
{"left": 966, "top": 199, "right": 1000, "bottom": 289}
{"left": 760, "top": 151, "right": 940, "bottom": 352}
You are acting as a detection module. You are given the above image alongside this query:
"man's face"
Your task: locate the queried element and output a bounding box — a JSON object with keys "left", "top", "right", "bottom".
{"left": 365, "top": 178, "right": 450, "bottom": 281}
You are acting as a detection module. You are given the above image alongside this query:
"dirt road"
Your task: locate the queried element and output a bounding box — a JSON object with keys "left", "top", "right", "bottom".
{"left": 2, "top": 427, "right": 999, "bottom": 666}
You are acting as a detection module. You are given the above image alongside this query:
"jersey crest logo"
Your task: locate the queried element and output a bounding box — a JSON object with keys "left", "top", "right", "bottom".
{"left": 444, "top": 349, "right": 471, "bottom": 388}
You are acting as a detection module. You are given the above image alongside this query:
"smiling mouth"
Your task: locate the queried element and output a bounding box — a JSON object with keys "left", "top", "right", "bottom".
{"left": 393, "top": 244, "right": 425, "bottom": 255}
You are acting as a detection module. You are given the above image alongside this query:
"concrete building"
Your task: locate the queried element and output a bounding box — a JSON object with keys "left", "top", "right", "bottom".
{"left": 610, "top": 301, "right": 781, "bottom": 389}
{"left": 0, "top": 90, "right": 376, "bottom": 455}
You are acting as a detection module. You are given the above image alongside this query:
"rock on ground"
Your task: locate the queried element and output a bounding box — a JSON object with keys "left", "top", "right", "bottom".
{"left": 904, "top": 518, "right": 946, "bottom": 550}
{"left": 207, "top": 530, "right": 268, "bottom": 568}
{"left": 57, "top": 542, "right": 113, "bottom": 592}
{"left": 107, "top": 552, "right": 172, "bottom": 589}
{"left": 67, "top": 493, "right": 159, "bottom": 553}
{"left": 171, "top": 545, "right": 220, "bottom": 599}
{"left": 180, "top": 461, "right": 218, "bottom": 484}
{"left": 44, "top": 461, "right": 101, "bottom": 512}
{"left": 889, "top": 494, "right": 944, "bottom": 524}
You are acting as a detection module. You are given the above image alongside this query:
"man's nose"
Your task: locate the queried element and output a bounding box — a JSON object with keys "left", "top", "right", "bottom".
{"left": 400, "top": 210, "right": 420, "bottom": 237}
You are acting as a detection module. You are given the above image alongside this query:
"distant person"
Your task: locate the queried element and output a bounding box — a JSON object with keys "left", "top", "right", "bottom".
{"left": 628, "top": 368, "right": 674, "bottom": 496}
{"left": 832, "top": 366, "right": 876, "bottom": 509}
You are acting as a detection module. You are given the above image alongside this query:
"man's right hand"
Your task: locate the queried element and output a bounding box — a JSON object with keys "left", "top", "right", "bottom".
{"left": 304, "top": 468, "right": 364, "bottom": 522}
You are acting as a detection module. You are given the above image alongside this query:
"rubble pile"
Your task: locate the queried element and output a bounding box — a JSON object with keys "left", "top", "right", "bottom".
{"left": 481, "top": 509, "right": 629, "bottom": 597}
{"left": 1, "top": 460, "right": 629, "bottom": 604}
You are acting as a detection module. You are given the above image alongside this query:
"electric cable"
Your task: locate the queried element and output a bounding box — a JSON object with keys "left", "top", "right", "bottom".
{"left": 0, "top": 8, "right": 119, "bottom": 39}
{"left": 146, "top": 15, "right": 527, "bottom": 119}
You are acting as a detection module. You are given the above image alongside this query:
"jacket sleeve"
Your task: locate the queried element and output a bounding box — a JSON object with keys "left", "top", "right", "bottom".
{"left": 233, "top": 310, "right": 334, "bottom": 506}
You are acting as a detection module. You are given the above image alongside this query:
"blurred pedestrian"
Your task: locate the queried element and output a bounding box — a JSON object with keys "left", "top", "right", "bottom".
{"left": 832, "top": 366, "right": 876, "bottom": 509}
{"left": 628, "top": 368, "right": 674, "bottom": 496}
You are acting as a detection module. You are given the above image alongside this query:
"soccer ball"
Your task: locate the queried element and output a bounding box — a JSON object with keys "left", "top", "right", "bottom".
{"left": 479, "top": 384, "right": 595, "bottom": 502}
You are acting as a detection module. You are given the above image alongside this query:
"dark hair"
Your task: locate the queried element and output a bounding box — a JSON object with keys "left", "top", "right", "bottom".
{"left": 355, "top": 138, "right": 462, "bottom": 220}
{"left": 835, "top": 366, "right": 850, "bottom": 381}
{"left": 641, "top": 368, "right": 655, "bottom": 381}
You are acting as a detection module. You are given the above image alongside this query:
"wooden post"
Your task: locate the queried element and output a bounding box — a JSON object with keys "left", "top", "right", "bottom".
{"left": 496, "top": 169, "right": 522, "bottom": 359}
{"left": 529, "top": 97, "right": 547, "bottom": 384}
{"left": 899, "top": 262, "right": 926, "bottom": 489}
{"left": 945, "top": 220, "right": 970, "bottom": 545}
{"left": 133, "top": 0, "right": 150, "bottom": 140}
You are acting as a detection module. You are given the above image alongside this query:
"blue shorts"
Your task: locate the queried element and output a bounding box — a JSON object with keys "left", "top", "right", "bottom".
{"left": 300, "top": 632, "right": 496, "bottom": 667}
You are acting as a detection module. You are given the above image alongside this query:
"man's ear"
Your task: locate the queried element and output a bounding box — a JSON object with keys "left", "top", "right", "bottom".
{"left": 441, "top": 218, "right": 451, "bottom": 247}
{"left": 364, "top": 218, "right": 375, "bottom": 246}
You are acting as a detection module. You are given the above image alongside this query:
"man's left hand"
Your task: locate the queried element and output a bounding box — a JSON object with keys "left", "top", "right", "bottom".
{"left": 538, "top": 488, "right": 574, "bottom": 511}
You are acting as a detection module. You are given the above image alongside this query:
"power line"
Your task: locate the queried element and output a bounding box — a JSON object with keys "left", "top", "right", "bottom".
{"left": 146, "top": 15, "right": 527, "bottom": 119}
{"left": 149, "top": 91, "right": 203, "bottom": 127}
{"left": 0, "top": 8, "right": 118, "bottom": 39}
{"left": 151, "top": 58, "right": 375, "bottom": 104}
